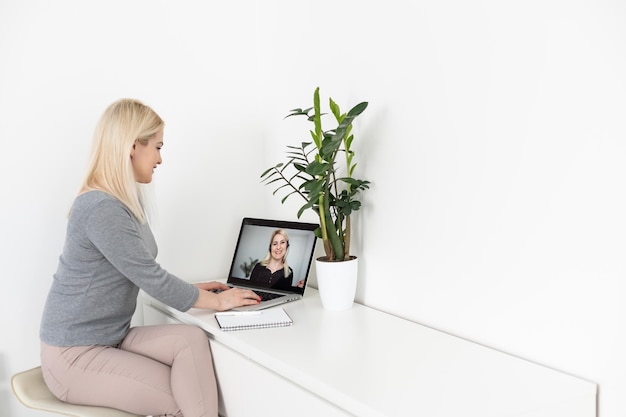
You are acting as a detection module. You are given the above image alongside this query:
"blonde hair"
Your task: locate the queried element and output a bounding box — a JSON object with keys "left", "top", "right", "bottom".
{"left": 261, "top": 229, "right": 291, "bottom": 276}
{"left": 81, "top": 98, "right": 164, "bottom": 223}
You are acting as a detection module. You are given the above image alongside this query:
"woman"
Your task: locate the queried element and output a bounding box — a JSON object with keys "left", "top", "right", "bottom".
{"left": 249, "top": 229, "right": 304, "bottom": 290}
{"left": 39, "top": 98, "right": 261, "bottom": 417}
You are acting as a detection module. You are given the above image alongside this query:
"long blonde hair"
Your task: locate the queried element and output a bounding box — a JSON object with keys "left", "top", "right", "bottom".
{"left": 81, "top": 98, "right": 164, "bottom": 223}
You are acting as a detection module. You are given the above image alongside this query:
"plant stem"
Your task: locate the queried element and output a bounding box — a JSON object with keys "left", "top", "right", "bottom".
{"left": 344, "top": 215, "right": 351, "bottom": 260}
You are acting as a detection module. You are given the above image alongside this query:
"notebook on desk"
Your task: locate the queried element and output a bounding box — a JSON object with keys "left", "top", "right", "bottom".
{"left": 215, "top": 307, "right": 293, "bottom": 331}
{"left": 224, "top": 217, "right": 318, "bottom": 311}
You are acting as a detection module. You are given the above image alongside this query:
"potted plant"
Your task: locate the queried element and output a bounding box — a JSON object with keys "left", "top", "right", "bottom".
{"left": 261, "top": 87, "right": 370, "bottom": 310}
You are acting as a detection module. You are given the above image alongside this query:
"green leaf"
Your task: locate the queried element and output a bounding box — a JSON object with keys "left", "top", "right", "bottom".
{"left": 348, "top": 101, "right": 368, "bottom": 117}
{"left": 305, "top": 160, "right": 330, "bottom": 176}
{"left": 329, "top": 98, "right": 341, "bottom": 121}
{"left": 280, "top": 190, "right": 300, "bottom": 204}
{"left": 313, "top": 87, "right": 322, "bottom": 146}
{"left": 285, "top": 107, "right": 313, "bottom": 119}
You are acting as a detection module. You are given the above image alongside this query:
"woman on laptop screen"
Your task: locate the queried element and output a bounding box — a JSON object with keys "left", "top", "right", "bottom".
{"left": 39, "top": 99, "right": 260, "bottom": 417}
{"left": 250, "top": 229, "right": 305, "bottom": 290}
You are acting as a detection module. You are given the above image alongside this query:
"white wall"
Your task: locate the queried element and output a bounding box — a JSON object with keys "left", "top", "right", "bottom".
{"left": 1, "top": 1, "right": 624, "bottom": 416}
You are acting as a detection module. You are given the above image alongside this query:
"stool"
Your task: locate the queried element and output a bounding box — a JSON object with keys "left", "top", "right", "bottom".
{"left": 11, "top": 366, "right": 144, "bottom": 417}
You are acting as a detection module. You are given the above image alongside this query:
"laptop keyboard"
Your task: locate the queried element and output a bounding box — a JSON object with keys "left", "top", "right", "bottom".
{"left": 255, "top": 290, "right": 284, "bottom": 301}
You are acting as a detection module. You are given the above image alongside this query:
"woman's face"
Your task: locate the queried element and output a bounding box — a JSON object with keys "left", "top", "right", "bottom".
{"left": 132, "top": 129, "right": 163, "bottom": 184}
{"left": 270, "top": 233, "right": 288, "bottom": 262}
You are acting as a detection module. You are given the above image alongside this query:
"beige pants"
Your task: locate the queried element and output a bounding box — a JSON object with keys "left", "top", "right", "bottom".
{"left": 41, "top": 324, "right": 218, "bottom": 417}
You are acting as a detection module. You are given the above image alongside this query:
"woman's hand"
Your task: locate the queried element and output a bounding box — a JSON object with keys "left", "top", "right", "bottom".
{"left": 215, "top": 287, "right": 262, "bottom": 311}
{"left": 192, "top": 281, "right": 261, "bottom": 311}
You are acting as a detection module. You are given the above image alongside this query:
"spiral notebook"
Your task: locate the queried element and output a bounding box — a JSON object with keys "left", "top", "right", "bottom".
{"left": 214, "top": 307, "right": 293, "bottom": 331}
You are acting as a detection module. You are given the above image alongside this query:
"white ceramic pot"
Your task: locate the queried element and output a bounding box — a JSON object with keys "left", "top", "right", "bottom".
{"left": 315, "top": 256, "right": 358, "bottom": 311}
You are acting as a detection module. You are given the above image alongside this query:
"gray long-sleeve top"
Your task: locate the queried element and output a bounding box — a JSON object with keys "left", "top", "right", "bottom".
{"left": 40, "top": 191, "right": 199, "bottom": 347}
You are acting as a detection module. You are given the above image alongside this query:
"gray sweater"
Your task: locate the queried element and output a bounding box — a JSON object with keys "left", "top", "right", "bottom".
{"left": 40, "top": 191, "right": 199, "bottom": 346}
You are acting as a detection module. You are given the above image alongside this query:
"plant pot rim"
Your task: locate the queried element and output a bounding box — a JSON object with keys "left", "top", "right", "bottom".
{"left": 316, "top": 255, "right": 358, "bottom": 262}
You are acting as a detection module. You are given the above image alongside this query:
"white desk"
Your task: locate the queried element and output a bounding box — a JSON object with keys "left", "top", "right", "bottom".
{"left": 141, "top": 289, "right": 596, "bottom": 417}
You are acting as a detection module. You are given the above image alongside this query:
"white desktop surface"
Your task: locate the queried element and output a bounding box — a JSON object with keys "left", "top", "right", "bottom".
{"left": 142, "top": 288, "right": 596, "bottom": 417}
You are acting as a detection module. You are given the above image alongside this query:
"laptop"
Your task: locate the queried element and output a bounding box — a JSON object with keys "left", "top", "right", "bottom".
{"left": 224, "top": 217, "right": 318, "bottom": 311}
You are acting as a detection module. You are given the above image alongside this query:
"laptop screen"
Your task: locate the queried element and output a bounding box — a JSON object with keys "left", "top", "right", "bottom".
{"left": 227, "top": 218, "right": 318, "bottom": 295}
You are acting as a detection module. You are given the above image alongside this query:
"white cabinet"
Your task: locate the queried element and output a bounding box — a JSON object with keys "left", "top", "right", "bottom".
{"left": 143, "top": 303, "right": 349, "bottom": 417}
